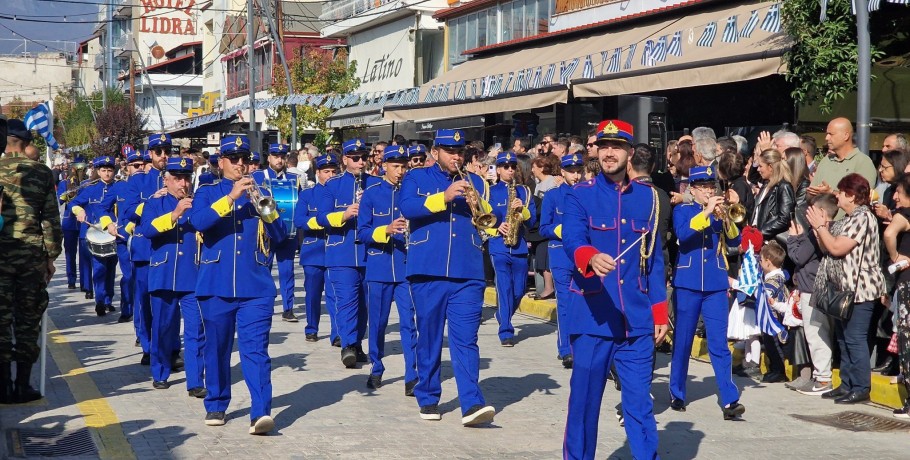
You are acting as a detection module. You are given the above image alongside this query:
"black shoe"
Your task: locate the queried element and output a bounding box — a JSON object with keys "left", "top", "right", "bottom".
{"left": 68, "top": 284, "right": 77, "bottom": 290}
{"left": 561, "top": 355, "right": 574, "bottom": 369}
{"left": 85, "top": 291, "right": 93, "bottom": 300}
{"left": 761, "top": 372, "right": 787, "bottom": 383}
{"left": 341, "top": 346, "right": 357, "bottom": 368}
{"left": 872, "top": 356, "right": 894, "bottom": 372}
{"left": 171, "top": 353, "right": 184, "bottom": 371}
{"left": 420, "top": 404, "right": 441, "bottom": 421}
{"left": 305, "top": 333, "right": 318, "bottom": 342}
{"left": 13, "top": 362, "right": 43, "bottom": 404}
{"left": 461, "top": 404, "right": 496, "bottom": 426}
{"left": 670, "top": 398, "right": 686, "bottom": 412}
{"left": 366, "top": 374, "right": 382, "bottom": 389}
{"left": 117, "top": 315, "right": 132, "bottom": 323}
{"left": 188, "top": 387, "right": 207, "bottom": 399}
{"left": 695, "top": 326, "right": 706, "bottom": 338}
{"left": 355, "top": 346, "right": 368, "bottom": 363}
{"left": 107, "top": 304, "right": 116, "bottom": 312}
{"left": 332, "top": 337, "right": 341, "bottom": 348}
{"left": 95, "top": 304, "right": 107, "bottom": 316}
{"left": 821, "top": 386, "right": 849, "bottom": 400}
{"left": 722, "top": 402, "right": 746, "bottom": 420}
{"left": 140, "top": 353, "right": 150, "bottom": 366}
{"left": 834, "top": 391, "right": 870, "bottom": 404}
{"left": 500, "top": 338, "right": 515, "bottom": 347}
{"left": 881, "top": 360, "right": 900, "bottom": 376}
{"left": 134, "top": 338, "right": 140, "bottom": 347}
{"left": 204, "top": 411, "right": 226, "bottom": 426}
{"left": 152, "top": 380, "right": 169, "bottom": 390}
{"left": 282, "top": 310, "right": 299, "bottom": 322}
{"left": 405, "top": 379, "right": 417, "bottom": 397}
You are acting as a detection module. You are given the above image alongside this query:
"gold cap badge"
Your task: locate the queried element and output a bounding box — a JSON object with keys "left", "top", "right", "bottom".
{"left": 235, "top": 137, "right": 243, "bottom": 147}
{"left": 180, "top": 158, "right": 187, "bottom": 168}
{"left": 706, "top": 166, "right": 713, "bottom": 176}
{"left": 453, "top": 131, "right": 461, "bottom": 142}
{"left": 603, "top": 121, "right": 619, "bottom": 135}
{"left": 399, "top": 146, "right": 405, "bottom": 154}
{"left": 159, "top": 134, "right": 167, "bottom": 142}
{"left": 355, "top": 140, "right": 362, "bottom": 147}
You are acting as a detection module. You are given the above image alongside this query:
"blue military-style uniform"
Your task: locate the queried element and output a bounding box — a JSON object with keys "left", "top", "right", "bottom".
{"left": 104, "top": 147, "right": 142, "bottom": 321}
{"left": 57, "top": 171, "right": 84, "bottom": 289}
{"left": 196, "top": 154, "right": 219, "bottom": 189}
{"left": 399, "top": 129, "right": 496, "bottom": 422}
{"left": 138, "top": 157, "right": 204, "bottom": 392}
{"left": 357, "top": 145, "right": 418, "bottom": 388}
{"left": 189, "top": 135, "right": 287, "bottom": 427}
{"left": 561, "top": 120, "right": 666, "bottom": 460}
{"left": 293, "top": 155, "right": 338, "bottom": 343}
{"left": 487, "top": 152, "right": 536, "bottom": 344}
{"left": 316, "top": 139, "right": 380, "bottom": 364}
{"left": 251, "top": 143, "right": 300, "bottom": 316}
{"left": 539, "top": 154, "right": 585, "bottom": 360}
{"left": 69, "top": 156, "right": 120, "bottom": 314}
{"left": 670, "top": 166, "right": 742, "bottom": 409}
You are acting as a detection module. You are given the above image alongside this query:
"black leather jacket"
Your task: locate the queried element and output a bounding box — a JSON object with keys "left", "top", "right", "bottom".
{"left": 755, "top": 181, "right": 795, "bottom": 240}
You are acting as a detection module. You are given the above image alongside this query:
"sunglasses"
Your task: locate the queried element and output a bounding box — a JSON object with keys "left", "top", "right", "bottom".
{"left": 500, "top": 164, "right": 517, "bottom": 170}
{"left": 346, "top": 155, "right": 366, "bottom": 162}
{"left": 128, "top": 163, "right": 144, "bottom": 168}
{"left": 224, "top": 156, "right": 252, "bottom": 165}
{"left": 410, "top": 158, "right": 425, "bottom": 163}
{"left": 586, "top": 143, "right": 596, "bottom": 148}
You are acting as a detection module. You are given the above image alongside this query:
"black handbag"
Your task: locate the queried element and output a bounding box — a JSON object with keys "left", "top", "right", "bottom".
{"left": 815, "top": 242, "right": 864, "bottom": 321}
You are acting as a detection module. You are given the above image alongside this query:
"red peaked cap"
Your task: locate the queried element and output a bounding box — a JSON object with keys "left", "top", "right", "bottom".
{"left": 594, "top": 119, "right": 634, "bottom": 144}
{"left": 740, "top": 226, "right": 764, "bottom": 253}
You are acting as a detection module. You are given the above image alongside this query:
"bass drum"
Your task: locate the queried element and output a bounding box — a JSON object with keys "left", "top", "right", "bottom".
{"left": 86, "top": 226, "right": 117, "bottom": 258}
{"left": 270, "top": 179, "right": 300, "bottom": 238}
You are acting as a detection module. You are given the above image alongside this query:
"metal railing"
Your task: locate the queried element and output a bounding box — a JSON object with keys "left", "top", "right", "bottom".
{"left": 319, "top": 0, "right": 397, "bottom": 21}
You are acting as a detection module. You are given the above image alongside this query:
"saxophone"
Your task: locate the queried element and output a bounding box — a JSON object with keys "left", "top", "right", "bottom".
{"left": 503, "top": 182, "right": 522, "bottom": 246}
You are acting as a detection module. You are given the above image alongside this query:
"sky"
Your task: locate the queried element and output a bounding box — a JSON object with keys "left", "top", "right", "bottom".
{"left": 0, "top": 0, "right": 100, "bottom": 55}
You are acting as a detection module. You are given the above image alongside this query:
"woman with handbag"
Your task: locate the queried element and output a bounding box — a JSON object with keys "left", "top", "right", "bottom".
{"left": 882, "top": 173, "right": 910, "bottom": 418}
{"left": 806, "top": 173, "right": 886, "bottom": 404}
{"left": 751, "top": 149, "right": 795, "bottom": 245}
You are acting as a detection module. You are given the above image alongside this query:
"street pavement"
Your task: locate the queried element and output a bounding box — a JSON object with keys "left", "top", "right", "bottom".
{"left": 3, "top": 258, "right": 910, "bottom": 459}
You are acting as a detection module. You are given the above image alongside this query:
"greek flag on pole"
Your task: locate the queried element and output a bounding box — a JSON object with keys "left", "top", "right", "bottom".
{"left": 455, "top": 81, "right": 467, "bottom": 100}
{"left": 25, "top": 102, "right": 59, "bottom": 151}
{"left": 668, "top": 32, "right": 682, "bottom": 57}
{"left": 697, "top": 22, "right": 717, "bottom": 47}
{"left": 741, "top": 10, "right": 759, "bottom": 37}
{"left": 761, "top": 3, "right": 781, "bottom": 33}
{"left": 722, "top": 15, "right": 739, "bottom": 43}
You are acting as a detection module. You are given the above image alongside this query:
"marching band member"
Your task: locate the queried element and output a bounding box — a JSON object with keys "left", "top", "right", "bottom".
{"left": 561, "top": 120, "right": 668, "bottom": 460}
{"left": 408, "top": 144, "right": 428, "bottom": 169}
{"left": 106, "top": 146, "right": 142, "bottom": 323}
{"left": 249, "top": 151, "right": 261, "bottom": 173}
{"left": 138, "top": 157, "right": 205, "bottom": 397}
{"left": 69, "top": 156, "right": 120, "bottom": 317}
{"left": 293, "top": 154, "right": 339, "bottom": 345}
{"left": 669, "top": 166, "right": 745, "bottom": 419}
{"left": 196, "top": 153, "right": 220, "bottom": 189}
{"left": 487, "top": 151, "right": 536, "bottom": 347}
{"left": 316, "top": 139, "right": 379, "bottom": 367}
{"left": 57, "top": 162, "right": 85, "bottom": 290}
{"left": 124, "top": 134, "right": 170, "bottom": 365}
{"left": 67, "top": 160, "right": 94, "bottom": 299}
{"left": 539, "top": 153, "right": 585, "bottom": 369}
{"left": 252, "top": 143, "right": 301, "bottom": 322}
{"left": 189, "top": 135, "right": 287, "bottom": 434}
{"left": 400, "top": 129, "right": 497, "bottom": 426}
{"left": 357, "top": 145, "right": 418, "bottom": 393}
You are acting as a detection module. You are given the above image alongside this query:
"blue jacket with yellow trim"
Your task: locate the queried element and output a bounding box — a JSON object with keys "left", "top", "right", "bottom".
{"left": 137, "top": 193, "right": 198, "bottom": 293}
{"left": 487, "top": 181, "right": 536, "bottom": 256}
{"left": 188, "top": 179, "right": 288, "bottom": 298}
{"left": 315, "top": 171, "right": 380, "bottom": 268}
{"left": 99, "top": 179, "right": 132, "bottom": 240}
{"left": 539, "top": 183, "right": 572, "bottom": 271}
{"left": 562, "top": 175, "right": 668, "bottom": 338}
{"left": 293, "top": 183, "right": 326, "bottom": 267}
{"left": 68, "top": 179, "right": 116, "bottom": 239}
{"left": 671, "top": 201, "right": 740, "bottom": 292}
{"left": 399, "top": 164, "right": 492, "bottom": 280}
{"left": 123, "top": 168, "right": 164, "bottom": 262}
{"left": 357, "top": 179, "right": 408, "bottom": 283}
{"left": 57, "top": 180, "right": 79, "bottom": 232}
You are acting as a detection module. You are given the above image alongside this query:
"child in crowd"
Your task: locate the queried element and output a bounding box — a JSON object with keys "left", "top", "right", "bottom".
{"left": 761, "top": 241, "right": 811, "bottom": 386}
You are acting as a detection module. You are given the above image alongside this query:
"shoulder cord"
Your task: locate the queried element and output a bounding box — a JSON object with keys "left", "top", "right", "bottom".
{"left": 640, "top": 187, "right": 659, "bottom": 273}
{"left": 258, "top": 219, "right": 270, "bottom": 258}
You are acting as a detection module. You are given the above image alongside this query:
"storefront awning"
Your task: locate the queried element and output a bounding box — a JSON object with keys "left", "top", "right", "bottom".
{"left": 384, "top": 0, "right": 789, "bottom": 122}
{"left": 326, "top": 103, "right": 386, "bottom": 128}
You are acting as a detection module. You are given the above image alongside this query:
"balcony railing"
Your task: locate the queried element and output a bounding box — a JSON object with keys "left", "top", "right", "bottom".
{"left": 319, "top": 0, "right": 397, "bottom": 21}
{"left": 555, "top": 0, "right": 621, "bottom": 15}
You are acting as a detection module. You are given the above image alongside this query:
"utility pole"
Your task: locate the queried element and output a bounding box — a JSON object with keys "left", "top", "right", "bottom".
{"left": 260, "top": 0, "right": 297, "bottom": 149}
{"left": 247, "top": 0, "right": 258, "bottom": 150}
{"left": 129, "top": 56, "right": 135, "bottom": 108}
{"left": 855, "top": 0, "right": 871, "bottom": 154}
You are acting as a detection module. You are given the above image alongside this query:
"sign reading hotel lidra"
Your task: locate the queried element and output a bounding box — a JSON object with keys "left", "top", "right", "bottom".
{"left": 140, "top": 0, "right": 197, "bottom": 36}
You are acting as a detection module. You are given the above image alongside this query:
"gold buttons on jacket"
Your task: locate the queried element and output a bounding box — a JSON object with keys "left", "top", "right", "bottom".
{"left": 621, "top": 219, "right": 627, "bottom": 224}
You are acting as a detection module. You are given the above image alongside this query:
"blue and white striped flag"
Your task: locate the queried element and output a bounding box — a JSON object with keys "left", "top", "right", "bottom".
{"left": 607, "top": 48, "right": 622, "bottom": 73}
{"left": 582, "top": 55, "right": 595, "bottom": 79}
{"left": 641, "top": 40, "right": 655, "bottom": 67}
{"left": 722, "top": 15, "right": 739, "bottom": 43}
{"left": 530, "top": 66, "right": 542, "bottom": 89}
{"left": 24, "top": 102, "right": 59, "bottom": 151}
{"left": 761, "top": 3, "right": 781, "bottom": 33}
{"left": 600, "top": 50, "right": 609, "bottom": 74}
{"left": 741, "top": 10, "right": 759, "bottom": 37}
{"left": 543, "top": 63, "right": 557, "bottom": 86}
{"left": 623, "top": 43, "right": 637, "bottom": 70}
{"left": 668, "top": 32, "right": 682, "bottom": 57}
{"left": 756, "top": 277, "right": 788, "bottom": 341}
{"left": 504, "top": 72, "right": 515, "bottom": 93}
{"left": 455, "top": 81, "right": 467, "bottom": 100}
{"left": 736, "top": 245, "right": 761, "bottom": 297}
{"left": 470, "top": 79, "right": 477, "bottom": 98}
{"left": 514, "top": 70, "right": 526, "bottom": 92}
{"left": 697, "top": 22, "right": 717, "bottom": 47}
{"left": 654, "top": 35, "right": 668, "bottom": 62}
{"left": 560, "top": 58, "right": 580, "bottom": 85}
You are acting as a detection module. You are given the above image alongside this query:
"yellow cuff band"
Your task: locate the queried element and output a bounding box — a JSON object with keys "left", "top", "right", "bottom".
{"left": 424, "top": 192, "right": 447, "bottom": 213}
{"left": 125, "top": 222, "right": 136, "bottom": 235}
{"left": 690, "top": 213, "right": 711, "bottom": 232}
{"left": 555, "top": 224, "right": 562, "bottom": 239}
{"left": 211, "top": 196, "right": 233, "bottom": 217}
{"left": 479, "top": 199, "right": 493, "bottom": 214}
{"left": 72, "top": 205, "right": 84, "bottom": 215}
{"left": 485, "top": 228, "right": 499, "bottom": 237}
{"left": 98, "top": 216, "right": 113, "bottom": 229}
{"left": 135, "top": 202, "right": 144, "bottom": 217}
{"left": 261, "top": 211, "right": 280, "bottom": 224}
{"left": 151, "top": 214, "right": 176, "bottom": 232}
{"left": 372, "top": 226, "right": 390, "bottom": 243}
{"left": 326, "top": 211, "right": 346, "bottom": 228}
{"left": 307, "top": 217, "right": 323, "bottom": 230}
{"left": 725, "top": 222, "right": 740, "bottom": 239}
{"left": 520, "top": 207, "right": 531, "bottom": 221}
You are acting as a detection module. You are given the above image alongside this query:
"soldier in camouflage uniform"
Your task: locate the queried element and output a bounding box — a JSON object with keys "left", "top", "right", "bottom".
{"left": 0, "top": 118, "right": 63, "bottom": 404}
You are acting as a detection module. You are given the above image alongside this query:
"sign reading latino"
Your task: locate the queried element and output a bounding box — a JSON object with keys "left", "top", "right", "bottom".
{"left": 140, "top": 0, "right": 198, "bottom": 36}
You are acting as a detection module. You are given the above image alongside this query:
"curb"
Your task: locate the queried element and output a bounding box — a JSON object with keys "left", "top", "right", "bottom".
{"left": 484, "top": 287, "right": 557, "bottom": 322}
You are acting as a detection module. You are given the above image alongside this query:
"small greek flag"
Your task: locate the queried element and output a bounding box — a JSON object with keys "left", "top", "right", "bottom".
{"left": 481, "top": 76, "right": 492, "bottom": 98}
{"left": 514, "top": 70, "right": 526, "bottom": 92}
{"left": 560, "top": 58, "right": 580, "bottom": 85}
{"left": 761, "top": 3, "right": 781, "bottom": 33}
{"left": 736, "top": 245, "right": 761, "bottom": 297}
{"left": 741, "top": 10, "right": 759, "bottom": 37}
{"left": 423, "top": 86, "right": 436, "bottom": 103}
{"left": 582, "top": 55, "right": 595, "bottom": 79}
{"left": 600, "top": 50, "right": 609, "bottom": 74}
{"left": 641, "top": 40, "right": 655, "bottom": 67}
{"left": 530, "top": 66, "right": 542, "bottom": 89}
{"left": 722, "top": 15, "right": 739, "bottom": 43}
{"left": 523, "top": 67, "right": 534, "bottom": 89}
{"left": 757, "top": 277, "right": 788, "bottom": 341}
{"left": 654, "top": 35, "right": 668, "bottom": 62}
{"left": 24, "top": 102, "right": 59, "bottom": 151}
{"left": 455, "top": 81, "right": 467, "bottom": 100}
{"left": 667, "top": 32, "right": 682, "bottom": 57}
{"left": 623, "top": 43, "right": 637, "bottom": 70}
{"left": 697, "top": 22, "right": 717, "bottom": 47}
{"left": 470, "top": 79, "right": 477, "bottom": 98}
{"left": 607, "top": 48, "right": 622, "bottom": 73}
{"left": 543, "top": 63, "right": 557, "bottom": 86}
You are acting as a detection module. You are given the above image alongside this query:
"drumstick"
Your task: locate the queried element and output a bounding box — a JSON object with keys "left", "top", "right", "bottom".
{"left": 84, "top": 221, "right": 126, "bottom": 240}
{"left": 614, "top": 232, "right": 647, "bottom": 260}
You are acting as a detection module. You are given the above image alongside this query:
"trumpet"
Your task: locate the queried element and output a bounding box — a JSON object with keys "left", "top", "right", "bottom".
{"left": 61, "top": 163, "right": 88, "bottom": 201}
{"left": 244, "top": 175, "right": 277, "bottom": 216}
{"left": 455, "top": 168, "right": 497, "bottom": 230}
{"left": 713, "top": 202, "right": 746, "bottom": 225}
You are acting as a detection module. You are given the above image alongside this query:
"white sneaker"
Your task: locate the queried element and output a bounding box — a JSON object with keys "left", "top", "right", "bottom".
{"left": 462, "top": 405, "right": 495, "bottom": 426}
{"left": 249, "top": 415, "right": 274, "bottom": 435}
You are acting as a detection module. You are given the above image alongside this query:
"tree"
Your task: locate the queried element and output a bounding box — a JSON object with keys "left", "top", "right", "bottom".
{"left": 782, "top": 0, "right": 909, "bottom": 113}
{"left": 91, "top": 102, "right": 148, "bottom": 157}
{"left": 55, "top": 88, "right": 143, "bottom": 158}
{"left": 268, "top": 47, "right": 360, "bottom": 149}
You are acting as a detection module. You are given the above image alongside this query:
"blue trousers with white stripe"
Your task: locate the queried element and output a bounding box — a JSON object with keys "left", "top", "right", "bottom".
{"left": 366, "top": 280, "right": 417, "bottom": 383}
{"left": 491, "top": 253, "right": 528, "bottom": 341}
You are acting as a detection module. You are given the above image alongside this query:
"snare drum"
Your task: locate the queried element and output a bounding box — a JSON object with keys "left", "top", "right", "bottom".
{"left": 270, "top": 179, "right": 300, "bottom": 238}
{"left": 87, "top": 227, "right": 117, "bottom": 258}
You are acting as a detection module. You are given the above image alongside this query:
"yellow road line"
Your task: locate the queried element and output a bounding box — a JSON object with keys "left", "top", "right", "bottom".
{"left": 45, "top": 317, "right": 136, "bottom": 460}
